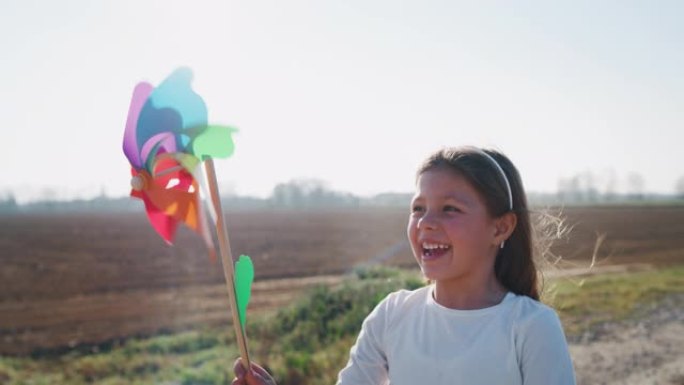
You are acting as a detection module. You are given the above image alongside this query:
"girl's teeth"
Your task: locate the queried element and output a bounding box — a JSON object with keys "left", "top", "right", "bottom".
{"left": 422, "top": 242, "right": 450, "bottom": 249}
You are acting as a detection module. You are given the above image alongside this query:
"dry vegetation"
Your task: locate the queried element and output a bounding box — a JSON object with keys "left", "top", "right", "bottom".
{"left": 1, "top": 205, "right": 683, "bottom": 356}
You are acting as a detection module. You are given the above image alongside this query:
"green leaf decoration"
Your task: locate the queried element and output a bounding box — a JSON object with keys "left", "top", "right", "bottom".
{"left": 234, "top": 255, "right": 254, "bottom": 330}
{"left": 191, "top": 125, "right": 238, "bottom": 160}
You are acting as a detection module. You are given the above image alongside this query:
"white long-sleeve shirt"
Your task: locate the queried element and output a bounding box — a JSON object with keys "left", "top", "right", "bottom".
{"left": 337, "top": 286, "right": 576, "bottom": 385}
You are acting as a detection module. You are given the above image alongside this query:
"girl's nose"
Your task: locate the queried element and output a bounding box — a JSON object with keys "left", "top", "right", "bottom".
{"left": 417, "top": 211, "right": 438, "bottom": 230}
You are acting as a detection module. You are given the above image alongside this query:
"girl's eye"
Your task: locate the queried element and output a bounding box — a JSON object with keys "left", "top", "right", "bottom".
{"left": 444, "top": 205, "right": 460, "bottom": 212}
{"left": 411, "top": 205, "right": 424, "bottom": 213}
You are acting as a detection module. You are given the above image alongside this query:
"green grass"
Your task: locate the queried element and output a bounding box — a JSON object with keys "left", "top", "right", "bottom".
{"left": 544, "top": 264, "right": 684, "bottom": 336}
{"left": 0, "top": 330, "right": 237, "bottom": 385}
{"left": 1, "top": 265, "right": 682, "bottom": 385}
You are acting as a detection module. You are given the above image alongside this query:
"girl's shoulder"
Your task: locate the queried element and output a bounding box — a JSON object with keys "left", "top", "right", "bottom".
{"left": 505, "top": 293, "right": 564, "bottom": 332}
{"left": 361, "top": 286, "right": 431, "bottom": 331}
{"left": 383, "top": 285, "right": 431, "bottom": 309}
{"left": 369, "top": 286, "right": 431, "bottom": 319}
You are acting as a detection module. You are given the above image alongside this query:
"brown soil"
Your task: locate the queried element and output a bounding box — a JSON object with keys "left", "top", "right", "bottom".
{"left": 1, "top": 205, "right": 683, "bottom": 356}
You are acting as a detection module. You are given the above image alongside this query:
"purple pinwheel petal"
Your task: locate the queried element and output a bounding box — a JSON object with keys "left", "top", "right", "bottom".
{"left": 123, "top": 82, "right": 154, "bottom": 168}
{"left": 141, "top": 132, "right": 177, "bottom": 169}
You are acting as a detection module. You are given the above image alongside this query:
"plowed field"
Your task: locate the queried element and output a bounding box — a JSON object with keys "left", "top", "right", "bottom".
{"left": 1, "top": 206, "right": 683, "bottom": 355}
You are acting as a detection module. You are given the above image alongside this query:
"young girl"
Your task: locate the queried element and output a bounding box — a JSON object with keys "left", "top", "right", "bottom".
{"left": 232, "top": 146, "right": 576, "bottom": 385}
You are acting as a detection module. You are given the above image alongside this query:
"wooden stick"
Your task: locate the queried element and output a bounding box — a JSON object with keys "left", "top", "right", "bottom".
{"left": 203, "top": 158, "right": 251, "bottom": 369}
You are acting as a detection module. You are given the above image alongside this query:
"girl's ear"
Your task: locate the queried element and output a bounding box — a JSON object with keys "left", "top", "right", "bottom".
{"left": 493, "top": 212, "right": 517, "bottom": 246}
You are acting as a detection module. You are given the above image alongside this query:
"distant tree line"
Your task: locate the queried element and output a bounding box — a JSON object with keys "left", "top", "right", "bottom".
{"left": 0, "top": 193, "right": 18, "bottom": 212}
{"left": 2, "top": 174, "right": 684, "bottom": 213}
{"left": 235, "top": 179, "right": 413, "bottom": 210}
{"left": 554, "top": 171, "right": 684, "bottom": 204}
{"left": 271, "top": 179, "right": 360, "bottom": 208}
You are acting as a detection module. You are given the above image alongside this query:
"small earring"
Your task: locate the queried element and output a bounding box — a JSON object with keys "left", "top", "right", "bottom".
{"left": 500, "top": 241, "right": 505, "bottom": 249}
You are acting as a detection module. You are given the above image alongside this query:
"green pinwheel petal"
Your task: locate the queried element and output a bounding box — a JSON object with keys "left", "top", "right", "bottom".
{"left": 191, "top": 125, "right": 238, "bottom": 160}
{"left": 234, "top": 255, "right": 254, "bottom": 330}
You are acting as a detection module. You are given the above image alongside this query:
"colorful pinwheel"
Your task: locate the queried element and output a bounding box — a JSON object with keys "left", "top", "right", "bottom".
{"left": 122, "top": 67, "right": 236, "bottom": 248}
{"left": 122, "top": 67, "right": 252, "bottom": 367}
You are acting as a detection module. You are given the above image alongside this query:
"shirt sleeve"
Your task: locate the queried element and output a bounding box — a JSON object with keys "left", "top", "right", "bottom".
{"left": 519, "top": 307, "right": 577, "bottom": 385}
{"left": 336, "top": 294, "right": 391, "bottom": 385}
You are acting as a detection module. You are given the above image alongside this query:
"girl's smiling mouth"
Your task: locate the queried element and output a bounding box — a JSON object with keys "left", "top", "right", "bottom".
{"left": 421, "top": 242, "right": 451, "bottom": 261}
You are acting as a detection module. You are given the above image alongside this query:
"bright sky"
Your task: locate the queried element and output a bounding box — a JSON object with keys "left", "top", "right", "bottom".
{"left": 1, "top": 1, "right": 683, "bottom": 203}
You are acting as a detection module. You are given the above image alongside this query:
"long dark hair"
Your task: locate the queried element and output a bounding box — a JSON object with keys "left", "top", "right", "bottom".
{"left": 417, "top": 146, "right": 539, "bottom": 300}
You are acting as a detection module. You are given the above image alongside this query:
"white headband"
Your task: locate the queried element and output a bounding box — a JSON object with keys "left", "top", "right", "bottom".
{"left": 470, "top": 147, "right": 513, "bottom": 211}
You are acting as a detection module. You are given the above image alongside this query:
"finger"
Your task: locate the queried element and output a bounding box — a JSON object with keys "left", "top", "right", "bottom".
{"left": 246, "top": 371, "right": 270, "bottom": 385}
{"left": 249, "top": 363, "right": 272, "bottom": 379}
{"left": 233, "top": 358, "right": 247, "bottom": 378}
{"left": 248, "top": 364, "right": 277, "bottom": 385}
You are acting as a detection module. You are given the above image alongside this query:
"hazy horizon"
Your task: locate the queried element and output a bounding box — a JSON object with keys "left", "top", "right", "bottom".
{"left": 2, "top": 1, "right": 683, "bottom": 204}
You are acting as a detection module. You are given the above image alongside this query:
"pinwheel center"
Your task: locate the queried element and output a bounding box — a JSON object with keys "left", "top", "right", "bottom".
{"left": 131, "top": 175, "right": 145, "bottom": 191}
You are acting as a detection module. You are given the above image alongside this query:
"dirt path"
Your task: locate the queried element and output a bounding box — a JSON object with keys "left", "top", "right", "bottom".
{"left": 570, "top": 293, "right": 684, "bottom": 385}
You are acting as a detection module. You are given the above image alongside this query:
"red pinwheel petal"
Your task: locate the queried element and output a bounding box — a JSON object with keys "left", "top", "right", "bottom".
{"left": 175, "top": 170, "right": 196, "bottom": 190}
{"left": 129, "top": 155, "right": 205, "bottom": 246}
{"left": 141, "top": 193, "right": 179, "bottom": 244}
{"left": 136, "top": 158, "right": 202, "bottom": 234}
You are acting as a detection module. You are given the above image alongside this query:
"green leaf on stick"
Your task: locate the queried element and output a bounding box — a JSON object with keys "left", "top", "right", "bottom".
{"left": 234, "top": 255, "right": 254, "bottom": 330}
{"left": 191, "top": 125, "right": 237, "bottom": 160}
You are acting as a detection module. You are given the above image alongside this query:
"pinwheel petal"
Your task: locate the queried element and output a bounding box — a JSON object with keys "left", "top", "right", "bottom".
{"left": 153, "top": 152, "right": 201, "bottom": 175}
{"left": 141, "top": 192, "right": 178, "bottom": 244}
{"left": 149, "top": 67, "right": 208, "bottom": 132}
{"left": 143, "top": 159, "right": 203, "bottom": 233}
{"left": 136, "top": 67, "right": 208, "bottom": 156}
{"left": 137, "top": 105, "right": 183, "bottom": 162}
{"left": 123, "top": 82, "right": 154, "bottom": 168}
{"left": 141, "top": 132, "right": 177, "bottom": 171}
{"left": 192, "top": 125, "right": 238, "bottom": 160}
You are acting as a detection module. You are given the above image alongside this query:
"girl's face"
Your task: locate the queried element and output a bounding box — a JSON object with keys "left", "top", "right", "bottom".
{"left": 407, "top": 168, "right": 500, "bottom": 283}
